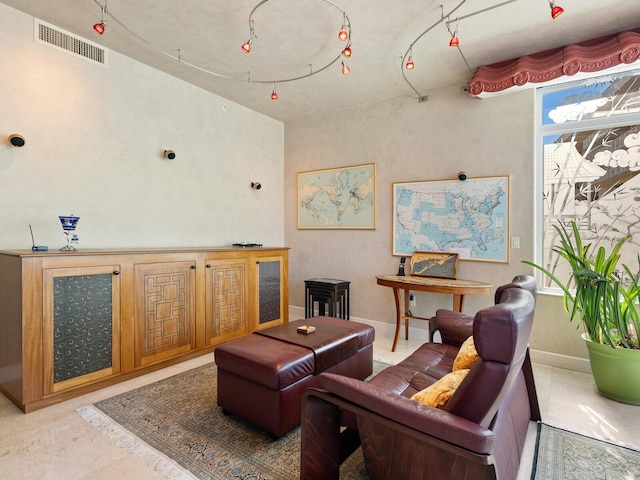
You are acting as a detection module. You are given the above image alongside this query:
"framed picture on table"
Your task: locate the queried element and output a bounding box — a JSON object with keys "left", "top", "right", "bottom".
{"left": 410, "top": 251, "right": 459, "bottom": 279}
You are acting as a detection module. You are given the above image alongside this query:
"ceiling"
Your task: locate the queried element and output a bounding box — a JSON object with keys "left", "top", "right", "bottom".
{"left": 4, "top": 0, "right": 640, "bottom": 122}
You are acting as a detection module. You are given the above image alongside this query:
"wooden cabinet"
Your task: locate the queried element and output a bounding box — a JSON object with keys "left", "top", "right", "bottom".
{"left": 0, "top": 247, "right": 288, "bottom": 412}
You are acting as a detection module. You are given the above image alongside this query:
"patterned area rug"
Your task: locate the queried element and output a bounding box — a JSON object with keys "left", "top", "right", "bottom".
{"left": 79, "top": 361, "right": 640, "bottom": 480}
{"left": 78, "top": 361, "right": 386, "bottom": 480}
{"left": 531, "top": 423, "right": 640, "bottom": 480}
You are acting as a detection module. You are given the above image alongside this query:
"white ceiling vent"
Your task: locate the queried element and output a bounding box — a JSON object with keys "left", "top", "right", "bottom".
{"left": 34, "top": 19, "right": 108, "bottom": 67}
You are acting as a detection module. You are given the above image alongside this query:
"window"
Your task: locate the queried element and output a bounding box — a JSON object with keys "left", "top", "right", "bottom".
{"left": 536, "top": 70, "right": 640, "bottom": 288}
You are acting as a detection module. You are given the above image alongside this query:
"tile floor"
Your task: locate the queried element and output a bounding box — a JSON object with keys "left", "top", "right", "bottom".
{"left": 1, "top": 323, "right": 639, "bottom": 480}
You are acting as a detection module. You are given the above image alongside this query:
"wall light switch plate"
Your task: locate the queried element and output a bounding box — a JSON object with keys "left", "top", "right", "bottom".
{"left": 511, "top": 237, "right": 520, "bottom": 249}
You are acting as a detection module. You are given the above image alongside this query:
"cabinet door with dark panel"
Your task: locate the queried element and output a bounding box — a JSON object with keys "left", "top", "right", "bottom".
{"left": 253, "top": 254, "right": 288, "bottom": 331}
{"left": 42, "top": 265, "right": 121, "bottom": 395}
{"left": 133, "top": 261, "right": 196, "bottom": 368}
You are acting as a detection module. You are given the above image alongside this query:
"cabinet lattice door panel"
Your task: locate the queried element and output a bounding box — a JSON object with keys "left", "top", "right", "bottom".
{"left": 205, "top": 258, "right": 249, "bottom": 345}
{"left": 43, "top": 265, "right": 121, "bottom": 394}
{"left": 134, "top": 261, "right": 196, "bottom": 368}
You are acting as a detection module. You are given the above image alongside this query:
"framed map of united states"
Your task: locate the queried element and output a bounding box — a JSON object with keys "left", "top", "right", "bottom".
{"left": 393, "top": 176, "right": 509, "bottom": 263}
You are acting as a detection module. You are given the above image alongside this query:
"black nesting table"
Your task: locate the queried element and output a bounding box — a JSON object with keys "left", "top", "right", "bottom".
{"left": 304, "top": 278, "right": 350, "bottom": 319}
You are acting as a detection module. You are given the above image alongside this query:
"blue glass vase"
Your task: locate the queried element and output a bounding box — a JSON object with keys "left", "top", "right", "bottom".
{"left": 59, "top": 215, "right": 80, "bottom": 251}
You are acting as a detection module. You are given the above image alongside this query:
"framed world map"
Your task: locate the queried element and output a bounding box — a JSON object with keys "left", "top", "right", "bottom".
{"left": 393, "top": 176, "right": 510, "bottom": 262}
{"left": 297, "top": 163, "right": 376, "bottom": 229}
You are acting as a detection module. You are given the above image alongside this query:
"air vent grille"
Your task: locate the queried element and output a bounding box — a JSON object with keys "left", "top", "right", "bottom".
{"left": 35, "top": 19, "right": 107, "bottom": 66}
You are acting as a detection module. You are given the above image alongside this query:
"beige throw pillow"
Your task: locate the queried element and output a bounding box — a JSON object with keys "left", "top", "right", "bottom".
{"left": 410, "top": 369, "right": 470, "bottom": 409}
{"left": 452, "top": 336, "right": 478, "bottom": 371}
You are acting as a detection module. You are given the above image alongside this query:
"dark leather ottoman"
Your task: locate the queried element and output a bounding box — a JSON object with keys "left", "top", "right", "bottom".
{"left": 214, "top": 316, "right": 375, "bottom": 437}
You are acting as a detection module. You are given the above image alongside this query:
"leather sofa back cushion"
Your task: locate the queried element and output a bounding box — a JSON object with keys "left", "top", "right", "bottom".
{"left": 452, "top": 336, "right": 478, "bottom": 371}
{"left": 410, "top": 369, "right": 470, "bottom": 408}
{"left": 494, "top": 274, "right": 537, "bottom": 304}
{"left": 475, "top": 288, "right": 535, "bottom": 364}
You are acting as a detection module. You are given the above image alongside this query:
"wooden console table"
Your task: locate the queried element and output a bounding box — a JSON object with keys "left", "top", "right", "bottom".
{"left": 376, "top": 275, "right": 492, "bottom": 351}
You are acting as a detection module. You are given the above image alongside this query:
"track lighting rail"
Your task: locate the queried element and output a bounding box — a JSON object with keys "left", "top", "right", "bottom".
{"left": 401, "top": 0, "right": 564, "bottom": 101}
{"left": 401, "top": 0, "right": 520, "bottom": 100}
{"left": 91, "top": 0, "right": 351, "bottom": 100}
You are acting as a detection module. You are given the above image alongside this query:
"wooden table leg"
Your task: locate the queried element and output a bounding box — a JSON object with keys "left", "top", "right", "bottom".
{"left": 403, "top": 288, "right": 410, "bottom": 340}
{"left": 391, "top": 287, "right": 402, "bottom": 352}
{"left": 453, "top": 294, "right": 465, "bottom": 312}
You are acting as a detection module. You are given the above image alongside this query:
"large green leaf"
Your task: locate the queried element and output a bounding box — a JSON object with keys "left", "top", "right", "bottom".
{"left": 523, "top": 221, "right": 639, "bottom": 350}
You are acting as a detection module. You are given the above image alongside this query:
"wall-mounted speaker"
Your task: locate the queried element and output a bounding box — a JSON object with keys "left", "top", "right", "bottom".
{"left": 9, "top": 134, "right": 25, "bottom": 148}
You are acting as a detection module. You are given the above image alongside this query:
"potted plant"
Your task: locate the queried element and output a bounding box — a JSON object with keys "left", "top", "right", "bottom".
{"left": 523, "top": 221, "right": 640, "bottom": 405}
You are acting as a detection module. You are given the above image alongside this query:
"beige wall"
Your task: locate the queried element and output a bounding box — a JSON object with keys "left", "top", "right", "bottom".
{"left": 0, "top": 3, "right": 284, "bottom": 250}
{"left": 0, "top": 3, "right": 588, "bottom": 363}
{"left": 284, "top": 88, "right": 588, "bottom": 361}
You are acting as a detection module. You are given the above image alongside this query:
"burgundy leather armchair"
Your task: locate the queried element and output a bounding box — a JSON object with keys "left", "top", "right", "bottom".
{"left": 301, "top": 285, "right": 539, "bottom": 480}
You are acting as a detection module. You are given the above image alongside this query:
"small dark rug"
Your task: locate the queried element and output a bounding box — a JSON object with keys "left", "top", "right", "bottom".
{"left": 531, "top": 423, "right": 640, "bottom": 480}
{"left": 78, "top": 361, "right": 386, "bottom": 479}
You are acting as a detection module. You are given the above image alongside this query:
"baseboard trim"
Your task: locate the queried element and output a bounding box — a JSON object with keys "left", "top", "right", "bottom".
{"left": 289, "top": 306, "right": 591, "bottom": 373}
{"left": 529, "top": 349, "right": 591, "bottom": 373}
{"left": 289, "top": 306, "right": 434, "bottom": 339}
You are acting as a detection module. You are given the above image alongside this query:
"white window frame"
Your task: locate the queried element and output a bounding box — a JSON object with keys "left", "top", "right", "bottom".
{"left": 534, "top": 69, "right": 640, "bottom": 293}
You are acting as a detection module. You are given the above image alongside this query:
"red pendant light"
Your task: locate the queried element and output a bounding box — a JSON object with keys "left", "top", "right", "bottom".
{"left": 405, "top": 47, "right": 415, "bottom": 70}
{"left": 549, "top": 1, "right": 564, "bottom": 19}
{"left": 342, "top": 45, "right": 352, "bottom": 58}
{"left": 449, "top": 34, "right": 459, "bottom": 47}
{"left": 93, "top": 21, "right": 106, "bottom": 35}
{"left": 447, "top": 22, "right": 459, "bottom": 47}
{"left": 93, "top": 2, "right": 107, "bottom": 35}
{"left": 241, "top": 40, "right": 252, "bottom": 53}
{"left": 341, "top": 61, "right": 350, "bottom": 75}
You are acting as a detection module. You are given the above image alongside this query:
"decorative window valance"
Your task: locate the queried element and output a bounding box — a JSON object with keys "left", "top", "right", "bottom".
{"left": 468, "top": 28, "right": 640, "bottom": 97}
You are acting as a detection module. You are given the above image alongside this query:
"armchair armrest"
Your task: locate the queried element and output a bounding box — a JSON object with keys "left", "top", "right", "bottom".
{"left": 319, "top": 372, "right": 494, "bottom": 454}
{"left": 431, "top": 309, "right": 474, "bottom": 346}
